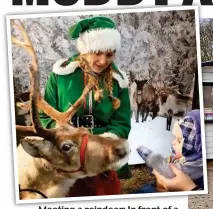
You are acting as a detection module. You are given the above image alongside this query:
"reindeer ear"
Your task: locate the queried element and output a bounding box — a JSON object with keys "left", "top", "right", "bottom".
{"left": 21, "top": 136, "right": 45, "bottom": 158}
{"left": 21, "top": 136, "right": 66, "bottom": 164}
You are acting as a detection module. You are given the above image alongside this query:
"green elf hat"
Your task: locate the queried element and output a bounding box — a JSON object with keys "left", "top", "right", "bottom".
{"left": 69, "top": 16, "right": 121, "bottom": 54}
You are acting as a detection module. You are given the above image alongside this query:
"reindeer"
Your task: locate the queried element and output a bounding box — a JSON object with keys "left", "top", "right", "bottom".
{"left": 134, "top": 79, "right": 159, "bottom": 123}
{"left": 14, "top": 91, "right": 31, "bottom": 146}
{"left": 166, "top": 109, "right": 173, "bottom": 131}
{"left": 13, "top": 75, "right": 31, "bottom": 128}
{"left": 133, "top": 69, "right": 160, "bottom": 123}
{"left": 11, "top": 20, "right": 130, "bottom": 200}
{"left": 134, "top": 79, "right": 148, "bottom": 123}
{"left": 152, "top": 81, "right": 193, "bottom": 131}
{"left": 15, "top": 92, "right": 31, "bottom": 126}
{"left": 141, "top": 83, "right": 159, "bottom": 122}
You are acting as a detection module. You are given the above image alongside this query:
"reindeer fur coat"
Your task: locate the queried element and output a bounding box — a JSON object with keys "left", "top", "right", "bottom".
{"left": 39, "top": 54, "right": 131, "bottom": 177}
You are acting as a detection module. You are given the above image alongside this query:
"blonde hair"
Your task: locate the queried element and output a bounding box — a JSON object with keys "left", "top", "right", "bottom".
{"left": 76, "top": 53, "right": 120, "bottom": 110}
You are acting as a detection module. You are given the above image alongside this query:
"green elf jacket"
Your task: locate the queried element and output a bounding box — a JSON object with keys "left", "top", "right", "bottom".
{"left": 39, "top": 54, "right": 131, "bottom": 178}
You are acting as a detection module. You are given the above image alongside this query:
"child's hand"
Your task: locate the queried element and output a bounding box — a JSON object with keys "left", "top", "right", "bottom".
{"left": 152, "top": 163, "right": 197, "bottom": 192}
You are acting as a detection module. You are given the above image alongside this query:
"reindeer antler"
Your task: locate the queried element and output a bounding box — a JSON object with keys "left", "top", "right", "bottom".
{"left": 12, "top": 20, "right": 48, "bottom": 137}
{"left": 11, "top": 20, "right": 98, "bottom": 138}
{"left": 11, "top": 21, "right": 37, "bottom": 70}
{"left": 36, "top": 70, "right": 97, "bottom": 124}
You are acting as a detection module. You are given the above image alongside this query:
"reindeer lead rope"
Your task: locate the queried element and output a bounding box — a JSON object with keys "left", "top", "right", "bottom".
{"left": 19, "top": 184, "right": 48, "bottom": 199}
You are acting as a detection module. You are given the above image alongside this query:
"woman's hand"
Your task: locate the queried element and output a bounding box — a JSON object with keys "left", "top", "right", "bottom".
{"left": 152, "top": 163, "right": 197, "bottom": 192}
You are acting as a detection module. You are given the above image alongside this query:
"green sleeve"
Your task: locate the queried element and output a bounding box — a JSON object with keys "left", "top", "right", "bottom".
{"left": 39, "top": 72, "right": 58, "bottom": 129}
{"left": 107, "top": 87, "right": 131, "bottom": 139}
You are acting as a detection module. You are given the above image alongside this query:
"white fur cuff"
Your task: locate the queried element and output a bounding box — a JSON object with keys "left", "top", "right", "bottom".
{"left": 99, "top": 132, "right": 119, "bottom": 139}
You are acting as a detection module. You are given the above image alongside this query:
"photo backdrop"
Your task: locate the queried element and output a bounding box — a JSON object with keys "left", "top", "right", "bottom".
{"left": 11, "top": 10, "right": 197, "bottom": 97}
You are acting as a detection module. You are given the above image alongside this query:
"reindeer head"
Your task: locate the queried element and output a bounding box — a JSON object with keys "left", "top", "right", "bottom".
{"left": 12, "top": 20, "right": 130, "bottom": 179}
{"left": 151, "top": 81, "right": 179, "bottom": 106}
{"left": 134, "top": 79, "right": 148, "bottom": 95}
{"left": 159, "top": 92, "right": 168, "bottom": 105}
{"left": 21, "top": 131, "right": 129, "bottom": 178}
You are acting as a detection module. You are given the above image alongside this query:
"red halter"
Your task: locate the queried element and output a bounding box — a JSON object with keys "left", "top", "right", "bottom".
{"left": 56, "top": 134, "right": 88, "bottom": 173}
{"left": 73, "top": 133, "right": 88, "bottom": 173}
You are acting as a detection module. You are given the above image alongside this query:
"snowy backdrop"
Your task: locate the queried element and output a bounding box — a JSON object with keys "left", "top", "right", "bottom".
{"left": 10, "top": 10, "right": 200, "bottom": 165}
{"left": 11, "top": 10, "right": 197, "bottom": 96}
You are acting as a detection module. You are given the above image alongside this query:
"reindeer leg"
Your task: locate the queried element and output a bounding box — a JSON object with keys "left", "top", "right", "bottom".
{"left": 152, "top": 108, "right": 157, "bottom": 120}
{"left": 167, "top": 109, "right": 173, "bottom": 131}
{"left": 141, "top": 107, "right": 144, "bottom": 123}
{"left": 136, "top": 103, "right": 141, "bottom": 123}
{"left": 144, "top": 106, "right": 150, "bottom": 122}
{"left": 168, "top": 116, "right": 172, "bottom": 131}
{"left": 166, "top": 117, "right": 169, "bottom": 131}
{"left": 134, "top": 109, "right": 137, "bottom": 122}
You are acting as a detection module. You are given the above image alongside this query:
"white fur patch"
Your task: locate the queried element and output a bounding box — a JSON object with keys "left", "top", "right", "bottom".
{"left": 77, "top": 29, "right": 121, "bottom": 54}
{"left": 24, "top": 136, "right": 44, "bottom": 141}
{"left": 52, "top": 59, "right": 80, "bottom": 75}
{"left": 111, "top": 155, "right": 129, "bottom": 171}
{"left": 109, "top": 140, "right": 130, "bottom": 170}
{"left": 99, "top": 132, "right": 119, "bottom": 139}
{"left": 113, "top": 70, "right": 129, "bottom": 88}
{"left": 45, "top": 179, "right": 76, "bottom": 198}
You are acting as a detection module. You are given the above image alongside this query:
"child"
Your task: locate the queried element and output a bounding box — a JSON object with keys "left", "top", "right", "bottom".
{"left": 136, "top": 109, "right": 203, "bottom": 193}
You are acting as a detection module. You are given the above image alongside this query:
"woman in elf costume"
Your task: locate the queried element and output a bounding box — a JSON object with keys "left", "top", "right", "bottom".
{"left": 40, "top": 16, "right": 132, "bottom": 196}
